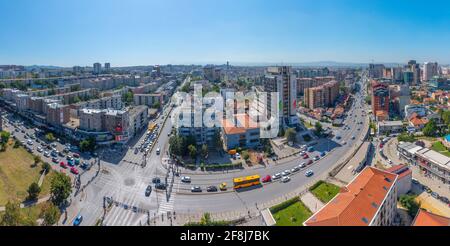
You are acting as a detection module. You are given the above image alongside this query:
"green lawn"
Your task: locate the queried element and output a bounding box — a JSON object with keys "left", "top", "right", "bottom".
{"left": 0, "top": 201, "right": 52, "bottom": 226}
{"left": 431, "top": 141, "right": 450, "bottom": 157}
{"left": 272, "top": 200, "right": 313, "bottom": 226}
{"left": 310, "top": 181, "right": 340, "bottom": 203}
{"left": 0, "top": 143, "right": 54, "bottom": 205}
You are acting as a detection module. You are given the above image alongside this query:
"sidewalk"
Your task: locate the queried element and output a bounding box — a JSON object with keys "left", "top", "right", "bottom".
{"left": 300, "top": 192, "right": 324, "bottom": 213}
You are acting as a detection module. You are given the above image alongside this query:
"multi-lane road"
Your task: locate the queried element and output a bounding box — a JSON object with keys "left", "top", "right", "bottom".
{"left": 1, "top": 75, "right": 371, "bottom": 226}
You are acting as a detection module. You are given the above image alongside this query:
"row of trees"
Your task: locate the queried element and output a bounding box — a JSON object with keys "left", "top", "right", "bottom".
{"left": 0, "top": 131, "right": 10, "bottom": 151}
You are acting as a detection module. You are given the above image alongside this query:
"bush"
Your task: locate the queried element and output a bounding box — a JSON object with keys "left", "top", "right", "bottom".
{"left": 399, "top": 194, "right": 420, "bottom": 217}
{"left": 270, "top": 197, "right": 300, "bottom": 214}
{"left": 309, "top": 180, "right": 325, "bottom": 191}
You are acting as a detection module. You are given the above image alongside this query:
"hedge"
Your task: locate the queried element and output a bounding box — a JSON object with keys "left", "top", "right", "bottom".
{"left": 269, "top": 196, "right": 300, "bottom": 214}
{"left": 308, "top": 180, "right": 325, "bottom": 192}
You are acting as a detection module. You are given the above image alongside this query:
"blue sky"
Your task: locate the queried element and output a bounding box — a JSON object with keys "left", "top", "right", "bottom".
{"left": 1, "top": 0, "right": 449, "bottom": 66}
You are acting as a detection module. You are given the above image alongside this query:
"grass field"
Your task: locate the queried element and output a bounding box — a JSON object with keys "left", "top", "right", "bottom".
{"left": 272, "top": 200, "right": 312, "bottom": 226}
{"left": 0, "top": 201, "right": 52, "bottom": 225}
{"left": 0, "top": 143, "right": 54, "bottom": 205}
{"left": 431, "top": 141, "right": 450, "bottom": 157}
{"left": 310, "top": 181, "right": 340, "bottom": 203}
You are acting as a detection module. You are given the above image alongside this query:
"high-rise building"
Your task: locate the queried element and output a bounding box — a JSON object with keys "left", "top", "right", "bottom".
{"left": 369, "top": 64, "right": 385, "bottom": 78}
{"left": 264, "top": 66, "right": 298, "bottom": 126}
{"left": 423, "top": 62, "right": 439, "bottom": 82}
{"left": 104, "top": 63, "right": 111, "bottom": 73}
{"left": 371, "top": 82, "right": 390, "bottom": 121}
{"left": 403, "top": 71, "right": 414, "bottom": 85}
{"left": 93, "top": 63, "right": 102, "bottom": 75}
{"left": 407, "top": 60, "right": 421, "bottom": 85}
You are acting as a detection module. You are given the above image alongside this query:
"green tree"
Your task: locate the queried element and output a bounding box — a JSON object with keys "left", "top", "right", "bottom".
{"left": 79, "top": 137, "right": 96, "bottom": 152}
{"left": 241, "top": 150, "right": 250, "bottom": 162}
{"left": 27, "top": 182, "right": 41, "bottom": 201}
{"left": 122, "top": 90, "right": 134, "bottom": 105}
{"left": 33, "top": 155, "right": 42, "bottom": 167}
{"left": 201, "top": 144, "right": 208, "bottom": 159}
{"left": 314, "top": 122, "right": 323, "bottom": 136}
{"left": 397, "top": 133, "right": 416, "bottom": 143}
{"left": 50, "top": 172, "right": 72, "bottom": 206}
{"left": 188, "top": 144, "right": 197, "bottom": 160}
{"left": 399, "top": 194, "right": 420, "bottom": 217}
{"left": 40, "top": 203, "right": 61, "bottom": 226}
{"left": 0, "top": 201, "right": 21, "bottom": 226}
{"left": 423, "top": 119, "right": 438, "bottom": 137}
{"left": 45, "top": 132, "right": 55, "bottom": 142}
{"left": 152, "top": 101, "right": 161, "bottom": 109}
{"left": 42, "top": 162, "right": 51, "bottom": 175}
{"left": 0, "top": 131, "right": 10, "bottom": 144}
{"left": 285, "top": 128, "right": 297, "bottom": 143}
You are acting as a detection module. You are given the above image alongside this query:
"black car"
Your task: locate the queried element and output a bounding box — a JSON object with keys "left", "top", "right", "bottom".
{"left": 145, "top": 185, "right": 152, "bottom": 197}
{"left": 191, "top": 186, "right": 202, "bottom": 192}
{"left": 206, "top": 186, "right": 218, "bottom": 192}
{"left": 152, "top": 177, "right": 161, "bottom": 184}
{"left": 155, "top": 183, "right": 167, "bottom": 190}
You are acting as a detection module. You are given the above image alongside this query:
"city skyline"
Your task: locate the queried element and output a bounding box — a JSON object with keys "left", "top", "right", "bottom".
{"left": 1, "top": 0, "right": 450, "bottom": 66}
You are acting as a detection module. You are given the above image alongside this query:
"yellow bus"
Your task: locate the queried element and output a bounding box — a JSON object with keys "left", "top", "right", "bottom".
{"left": 148, "top": 123, "right": 157, "bottom": 132}
{"left": 233, "top": 175, "right": 261, "bottom": 189}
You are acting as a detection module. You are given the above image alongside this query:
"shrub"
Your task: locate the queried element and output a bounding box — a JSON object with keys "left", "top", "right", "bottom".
{"left": 270, "top": 197, "right": 300, "bottom": 214}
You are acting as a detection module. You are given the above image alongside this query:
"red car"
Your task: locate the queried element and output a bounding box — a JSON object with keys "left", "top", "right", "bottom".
{"left": 262, "top": 175, "right": 272, "bottom": 183}
{"left": 60, "top": 162, "right": 67, "bottom": 169}
{"left": 70, "top": 167, "right": 79, "bottom": 175}
{"left": 303, "top": 154, "right": 309, "bottom": 159}
{"left": 307, "top": 160, "right": 313, "bottom": 165}
{"left": 379, "top": 143, "right": 383, "bottom": 148}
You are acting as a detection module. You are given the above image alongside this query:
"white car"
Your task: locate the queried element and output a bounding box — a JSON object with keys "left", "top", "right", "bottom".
{"left": 37, "top": 147, "right": 43, "bottom": 152}
{"left": 299, "top": 162, "right": 306, "bottom": 168}
{"left": 272, "top": 173, "right": 282, "bottom": 180}
{"left": 281, "top": 170, "right": 290, "bottom": 176}
{"left": 291, "top": 166, "right": 300, "bottom": 172}
{"left": 44, "top": 151, "right": 50, "bottom": 157}
{"left": 181, "top": 176, "right": 191, "bottom": 183}
{"left": 281, "top": 176, "right": 290, "bottom": 183}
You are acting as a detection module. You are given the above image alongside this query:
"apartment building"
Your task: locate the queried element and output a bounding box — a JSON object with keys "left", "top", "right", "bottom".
{"left": 46, "top": 103, "right": 70, "bottom": 126}
{"left": 296, "top": 76, "right": 335, "bottom": 96}
{"left": 415, "top": 148, "right": 450, "bottom": 185}
{"left": 264, "top": 66, "right": 299, "bottom": 126}
{"left": 371, "top": 81, "right": 390, "bottom": 121}
{"left": 128, "top": 105, "right": 149, "bottom": 137}
{"left": 175, "top": 95, "right": 221, "bottom": 146}
{"left": 222, "top": 113, "right": 260, "bottom": 151}
{"left": 304, "top": 167, "right": 398, "bottom": 226}
{"left": 304, "top": 80, "right": 339, "bottom": 110}
{"left": 133, "top": 93, "right": 164, "bottom": 107}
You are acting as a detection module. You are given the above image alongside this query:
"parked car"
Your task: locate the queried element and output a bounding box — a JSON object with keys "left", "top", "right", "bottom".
{"left": 52, "top": 157, "right": 58, "bottom": 163}
{"left": 70, "top": 167, "right": 79, "bottom": 175}
{"left": 80, "top": 162, "right": 89, "bottom": 169}
{"left": 313, "top": 156, "right": 320, "bottom": 161}
{"left": 152, "top": 177, "right": 161, "bottom": 184}
{"left": 299, "top": 162, "right": 306, "bottom": 168}
{"left": 272, "top": 173, "right": 282, "bottom": 180}
{"left": 291, "top": 166, "right": 300, "bottom": 173}
{"left": 191, "top": 186, "right": 202, "bottom": 192}
{"left": 73, "top": 153, "right": 80, "bottom": 158}
{"left": 60, "top": 162, "right": 67, "bottom": 169}
{"left": 307, "top": 160, "right": 313, "bottom": 165}
{"left": 281, "top": 170, "right": 291, "bottom": 176}
{"left": 145, "top": 185, "right": 152, "bottom": 197}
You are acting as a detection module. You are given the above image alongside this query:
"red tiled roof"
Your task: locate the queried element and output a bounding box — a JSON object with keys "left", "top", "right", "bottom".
{"left": 304, "top": 167, "right": 397, "bottom": 226}
{"left": 222, "top": 114, "right": 258, "bottom": 135}
{"left": 412, "top": 209, "right": 450, "bottom": 226}
{"left": 386, "top": 164, "right": 412, "bottom": 180}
